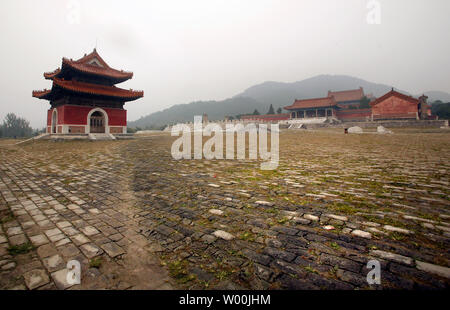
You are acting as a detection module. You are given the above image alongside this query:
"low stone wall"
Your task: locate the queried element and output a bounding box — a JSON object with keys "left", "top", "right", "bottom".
{"left": 304, "top": 119, "right": 448, "bottom": 129}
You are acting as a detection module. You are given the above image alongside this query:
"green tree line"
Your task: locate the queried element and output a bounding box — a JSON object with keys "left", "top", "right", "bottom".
{"left": 0, "top": 113, "right": 37, "bottom": 138}
{"left": 431, "top": 101, "right": 450, "bottom": 119}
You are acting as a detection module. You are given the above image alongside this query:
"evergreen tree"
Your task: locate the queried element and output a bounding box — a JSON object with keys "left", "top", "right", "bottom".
{"left": 432, "top": 101, "right": 450, "bottom": 119}
{"left": 252, "top": 109, "right": 260, "bottom": 115}
{"left": 267, "top": 104, "right": 275, "bottom": 115}
{"left": 359, "top": 96, "right": 371, "bottom": 109}
{"left": 276, "top": 107, "right": 282, "bottom": 114}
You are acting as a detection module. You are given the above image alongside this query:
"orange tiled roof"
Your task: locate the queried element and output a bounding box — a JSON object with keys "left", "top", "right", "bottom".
{"left": 44, "top": 49, "right": 133, "bottom": 82}
{"left": 370, "top": 89, "right": 419, "bottom": 107}
{"left": 32, "top": 89, "right": 51, "bottom": 99}
{"left": 328, "top": 88, "right": 364, "bottom": 103}
{"left": 33, "top": 78, "right": 143, "bottom": 101}
{"left": 284, "top": 97, "right": 337, "bottom": 110}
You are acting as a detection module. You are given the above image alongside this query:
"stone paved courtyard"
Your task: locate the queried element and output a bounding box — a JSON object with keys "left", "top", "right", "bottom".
{"left": 0, "top": 129, "right": 449, "bottom": 290}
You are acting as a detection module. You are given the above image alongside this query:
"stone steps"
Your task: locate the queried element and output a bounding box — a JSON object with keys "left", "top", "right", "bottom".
{"left": 88, "top": 133, "right": 116, "bottom": 141}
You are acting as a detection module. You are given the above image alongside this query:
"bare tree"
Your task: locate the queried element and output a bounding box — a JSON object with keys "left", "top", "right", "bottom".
{"left": 1, "top": 113, "right": 33, "bottom": 138}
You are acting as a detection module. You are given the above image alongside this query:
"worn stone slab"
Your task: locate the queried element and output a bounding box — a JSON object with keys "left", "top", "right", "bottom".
{"left": 383, "top": 225, "right": 412, "bottom": 234}
{"left": 80, "top": 243, "right": 103, "bottom": 258}
{"left": 9, "top": 234, "right": 28, "bottom": 246}
{"left": 56, "top": 221, "right": 72, "bottom": 229}
{"left": 370, "top": 250, "right": 414, "bottom": 266}
{"left": 255, "top": 201, "right": 273, "bottom": 206}
{"left": 37, "top": 244, "right": 58, "bottom": 259}
{"left": 23, "top": 269, "right": 50, "bottom": 290}
{"left": 325, "top": 214, "right": 348, "bottom": 221}
{"left": 45, "top": 228, "right": 62, "bottom": 237}
{"left": 43, "top": 254, "right": 65, "bottom": 272}
{"left": 48, "top": 233, "right": 66, "bottom": 243}
{"left": 351, "top": 230, "right": 372, "bottom": 239}
{"left": 80, "top": 226, "right": 100, "bottom": 236}
{"left": 101, "top": 242, "right": 125, "bottom": 258}
{"left": 7, "top": 226, "right": 23, "bottom": 236}
{"left": 72, "top": 234, "right": 90, "bottom": 246}
{"left": 59, "top": 244, "right": 81, "bottom": 258}
{"left": 51, "top": 269, "right": 76, "bottom": 290}
{"left": 416, "top": 260, "right": 450, "bottom": 279}
{"left": 29, "top": 234, "right": 49, "bottom": 246}
{"left": 208, "top": 209, "right": 224, "bottom": 215}
{"left": 303, "top": 214, "right": 319, "bottom": 221}
{"left": 213, "top": 230, "right": 234, "bottom": 240}
{"left": 0, "top": 235, "right": 7, "bottom": 244}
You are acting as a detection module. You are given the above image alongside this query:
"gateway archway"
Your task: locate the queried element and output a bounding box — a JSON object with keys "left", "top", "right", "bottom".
{"left": 89, "top": 111, "right": 106, "bottom": 133}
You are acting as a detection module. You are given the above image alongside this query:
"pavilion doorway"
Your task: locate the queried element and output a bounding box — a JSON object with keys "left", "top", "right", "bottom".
{"left": 90, "top": 111, "right": 106, "bottom": 133}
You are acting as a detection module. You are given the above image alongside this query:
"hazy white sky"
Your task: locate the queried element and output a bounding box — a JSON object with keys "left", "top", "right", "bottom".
{"left": 1, "top": 0, "right": 449, "bottom": 128}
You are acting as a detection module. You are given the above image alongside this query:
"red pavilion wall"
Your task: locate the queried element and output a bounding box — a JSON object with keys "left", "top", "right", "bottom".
{"left": 47, "top": 109, "right": 52, "bottom": 126}
{"left": 46, "top": 105, "right": 127, "bottom": 133}
{"left": 50, "top": 105, "right": 127, "bottom": 126}
{"left": 372, "top": 97, "right": 418, "bottom": 119}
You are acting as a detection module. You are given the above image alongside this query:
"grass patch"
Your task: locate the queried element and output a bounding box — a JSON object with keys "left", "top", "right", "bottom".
{"left": 328, "top": 202, "right": 358, "bottom": 215}
{"left": 277, "top": 217, "right": 289, "bottom": 224}
{"left": 215, "top": 270, "right": 230, "bottom": 281}
{"left": 329, "top": 242, "right": 340, "bottom": 250}
{"left": 240, "top": 231, "right": 255, "bottom": 242}
{"left": 304, "top": 265, "right": 319, "bottom": 274}
{"left": 8, "top": 242, "right": 35, "bottom": 255}
{"left": 389, "top": 232, "right": 407, "bottom": 241}
{"left": 168, "top": 260, "right": 196, "bottom": 284}
{"left": 0, "top": 211, "right": 16, "bottom": 224}
{"left": 89, "top": 257, "right": 103, "bottom": 269}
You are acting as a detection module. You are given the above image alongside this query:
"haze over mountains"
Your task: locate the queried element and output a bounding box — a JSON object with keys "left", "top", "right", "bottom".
{"left": 129, "top": 75, "right": 450, "bottom": 129}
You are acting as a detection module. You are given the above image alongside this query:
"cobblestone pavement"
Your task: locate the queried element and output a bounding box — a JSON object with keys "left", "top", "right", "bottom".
{"left": 1, "top": 129, "right": 450, "bottom": 290}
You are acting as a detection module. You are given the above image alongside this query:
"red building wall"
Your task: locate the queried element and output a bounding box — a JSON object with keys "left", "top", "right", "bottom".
{"left": 47, "top": 109, "right": 52, "bottom": 126}
{"left": 372, "top": 97, "right": 418, "bottom": 119}
{"left": 47, "top": 105, "right": 126, "bottom": 126}
{"left": 336, "top": 109, "right": 371, "bottom": 121}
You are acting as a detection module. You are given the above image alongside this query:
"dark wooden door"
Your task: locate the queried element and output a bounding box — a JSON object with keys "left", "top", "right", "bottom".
{"left": 90, "top": 113, "right": 105, "bottom": 133}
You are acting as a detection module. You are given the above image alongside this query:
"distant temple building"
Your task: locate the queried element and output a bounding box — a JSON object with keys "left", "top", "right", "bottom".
{"left": 284, "top": 87, "right": 373, "bottom": 122}
{"left": 370, "top": 89, "right": 431, "bottom": 120}
{"left": 328, "top": 87, "right": 366, "bottom": 108}
{"left": 284, "top": 97, "right": 338, "bottom": 119}
{"left": 33, "top": 49, "right": 143, "bottom": 134}
{"left": 283, "top": 87, "right": 433, "bottom": 122}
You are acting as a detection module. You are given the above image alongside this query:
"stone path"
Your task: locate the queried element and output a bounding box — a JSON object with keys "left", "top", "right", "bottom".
{"left": 0, "top": 129, "right": 449, "bottom": 289}
{"left": 0, "top": 140, "right": 172, "bottom": 289}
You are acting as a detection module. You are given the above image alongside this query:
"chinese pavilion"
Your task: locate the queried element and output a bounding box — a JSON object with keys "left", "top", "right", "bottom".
{"left": 327, "top": 88, "right": 365, "bottom": 108}
{"left": 284, "top": 96, "right": 339, "bottom": 119}
{"left": 32, "top": 49, "right": 143, "bottom": 134}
